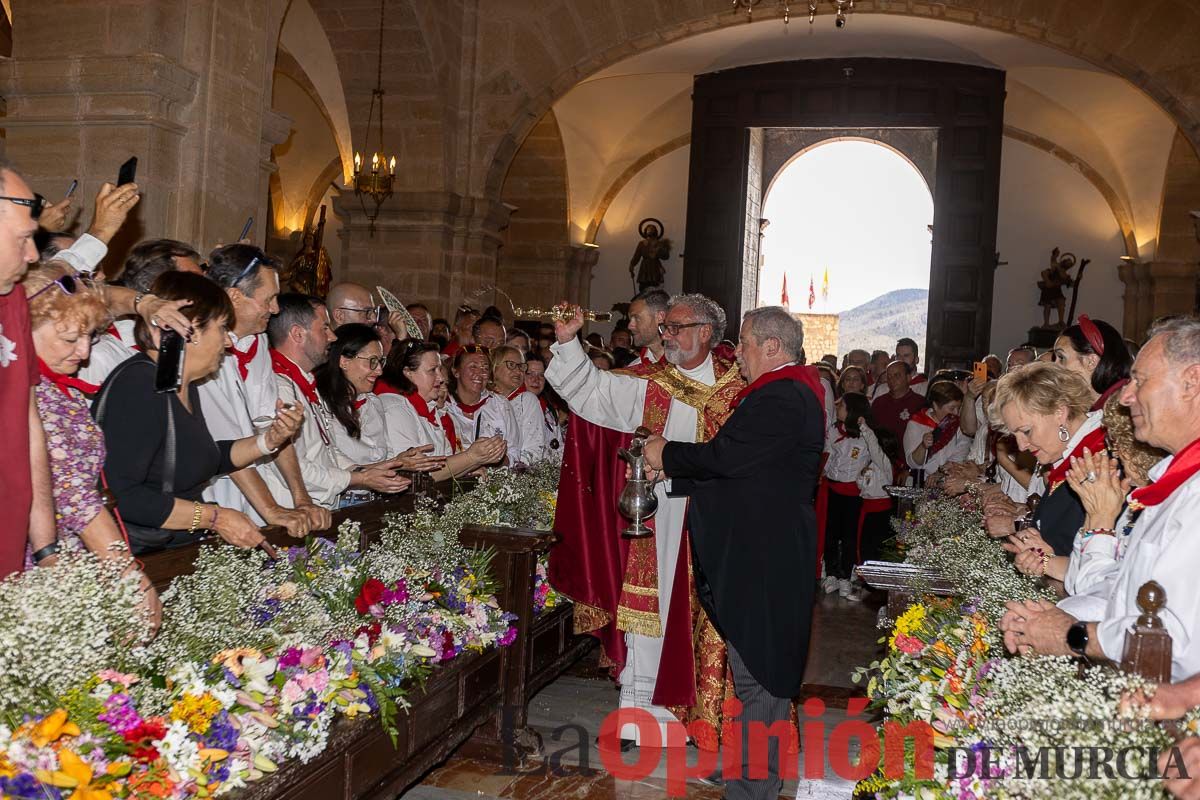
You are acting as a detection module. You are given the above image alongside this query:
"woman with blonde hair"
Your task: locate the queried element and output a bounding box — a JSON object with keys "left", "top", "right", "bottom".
{"left": 987, "top": 361, "right": 1103, "bottom": 557}
{"left": 25, "top": 262, "right": 161, "bottom": 627}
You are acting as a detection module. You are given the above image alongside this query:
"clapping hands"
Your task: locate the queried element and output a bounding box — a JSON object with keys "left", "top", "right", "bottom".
{"left": 1065, "top": 447, "right": 1129, "bottom": 531}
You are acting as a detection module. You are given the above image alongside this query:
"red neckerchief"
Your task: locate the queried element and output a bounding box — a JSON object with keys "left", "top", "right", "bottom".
{"left": 353, "top": 397, "right": 368, "bottom": 411}
{"left": 373, "top": 377, "right": 400, "bottom": 396}
{"left": 506, "top": 385, "right": 527, "bottom": 402}
{"left": 1045, "top": 425, "right": 1108, "bottom": 491}
{"left": 910, "top": 411, "right": 961, "bottom": 455}
{"left": 404, "top": 391, "right": 460, "bottom": 453}
{"left": 37, "top": 358, "right": 99, "bottom": 397}
{"left": 1130, "top": 437, "right": 1200, "bottom": 510}
{"left": 1091, "top": 378, "right": 1129, "bottom": 413}
{"left": 731, "top": 364, "right": 826, "bottom": 419}
{"left": 457, "top": 394, "right": 488, "bottom": 415}
{"left": 226, "top": 336, "right": 259, "bottom": 381}
{"left": 910, "top": 374, "right": 927, "bottom": 385}
{"left": 268, "top": 348, "right": 320, "bottom": 406}
{"left": 105, "top": 324, "right": 121, "bottom": 340}
{"left": 833, "top": 422, "right": 849, "bottom": 443}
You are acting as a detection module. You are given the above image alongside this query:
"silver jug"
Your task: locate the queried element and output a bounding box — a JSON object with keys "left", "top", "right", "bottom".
{"left": 618, "top": 426, "right": 659, "bottom": 538}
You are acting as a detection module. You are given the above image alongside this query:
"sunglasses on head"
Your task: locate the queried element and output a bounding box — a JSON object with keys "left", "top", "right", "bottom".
{"left": 28, "top": 272, "right": 88, "bottom": 301}
{"left": 0, "top": 193, "right": 46, "bottom": 220}
{"left": 461, "top": 345, "right": 490, "bottom": 355}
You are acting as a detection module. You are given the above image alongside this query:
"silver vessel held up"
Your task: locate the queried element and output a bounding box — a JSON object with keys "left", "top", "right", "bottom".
{"left": 618, "top": 426, "right": 659, "bottom": 537}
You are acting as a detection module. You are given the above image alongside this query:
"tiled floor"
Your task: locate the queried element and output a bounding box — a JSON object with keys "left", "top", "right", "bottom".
{"left": 402, "top": 590, "right": 885, "bottom": 799}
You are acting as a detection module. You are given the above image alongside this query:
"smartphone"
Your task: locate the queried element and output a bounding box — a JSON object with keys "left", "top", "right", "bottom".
{"left": 973, "top": 361, "right": 989, "bottom": 383}
{"left": 117, "top": 157, "right": 138, "bottom": 187}
{"left": 154, "top": 329, "right": 186, "bottom": 394}
{"left": 65, "top": 179, "right": 78, "bottom": 198}
{"left": 238, "top": 216, "right": 253, "bottom": 241}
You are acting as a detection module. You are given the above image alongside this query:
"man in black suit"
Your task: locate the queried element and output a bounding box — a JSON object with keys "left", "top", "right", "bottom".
{"left": 643, "top": 306, "right": 824, "bottom": 800}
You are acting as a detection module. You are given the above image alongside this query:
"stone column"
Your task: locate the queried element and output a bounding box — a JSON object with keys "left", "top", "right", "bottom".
{"left": 332, "top": 191, "right": 511, "bottom": 318}
{"left": 0, "top": 0, "right": 288, "bottom": 270}
{"left": 565, "top": 245, "right": 601, "bottom": 311}
{"left": 1118, "top": 260, "right": 1200, "bottom": 341}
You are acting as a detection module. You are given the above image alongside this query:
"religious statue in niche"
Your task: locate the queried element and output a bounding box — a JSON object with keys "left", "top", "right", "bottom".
{"left": 1036, "top": 247, "right": 1089, "bottom": 329}
{"left": 628, "top": 218, "right": 672, "bottom": 293}
{"left": 283, "top": 205, "right": 333, "bottom": 297}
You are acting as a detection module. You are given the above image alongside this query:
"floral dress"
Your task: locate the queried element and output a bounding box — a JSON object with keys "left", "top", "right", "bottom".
{"left": 30, "top": 377, "right": 107, "bottom": 558}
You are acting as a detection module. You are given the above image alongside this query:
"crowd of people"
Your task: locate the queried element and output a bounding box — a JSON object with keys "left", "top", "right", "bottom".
{"left": 9, "top": 153, "right": 1200, "bottom": 797}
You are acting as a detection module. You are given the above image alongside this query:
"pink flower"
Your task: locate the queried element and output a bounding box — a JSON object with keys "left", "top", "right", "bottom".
{"left": 894, "top": 634, "right": 924, "bottom": 655}
{"left": 280, "top": 679, "right": 304, "bottom": 704}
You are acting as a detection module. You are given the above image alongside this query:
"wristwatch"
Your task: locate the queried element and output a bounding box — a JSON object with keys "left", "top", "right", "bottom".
{"left": 1067, "top": 620, "right": 1089, "bottom": 657}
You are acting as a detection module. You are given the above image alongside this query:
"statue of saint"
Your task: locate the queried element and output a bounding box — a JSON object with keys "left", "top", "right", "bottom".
{"left": 284, "top": 205, "right": 332, "bottom": 298}
{"left": 1038, "top": 247, "right": 1076, "bottom": 329}
{"left": 628, "top": 218, "right": 672, "bottom": 293}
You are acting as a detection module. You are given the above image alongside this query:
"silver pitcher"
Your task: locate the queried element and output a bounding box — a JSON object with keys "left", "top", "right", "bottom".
{"left": 618, "top": 426, "right": 659, "bottom": 538}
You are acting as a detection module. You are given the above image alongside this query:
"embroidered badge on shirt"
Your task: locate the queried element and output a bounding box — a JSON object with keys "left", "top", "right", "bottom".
{"left": 850, "top": 447, "right": 861, "bottom": 459}
{"left": 0, "top": 322, "right": 16, "bottom": 368}
{"left": 899, "top": 409, "right": 911, "bottom": 421}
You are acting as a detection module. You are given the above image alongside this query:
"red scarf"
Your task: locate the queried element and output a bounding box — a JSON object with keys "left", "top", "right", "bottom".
{"left": 353, "top": 397, "right": 368, "bottom": 411}
{"left": 405, "top": 392, "right": 460, "bottom": 453}
{"left": 37, "top": 358, "right": 99, "bottom": 398}
{"left": 457, "top": 394, "right": 488, "bottom": 415}
{"left": 832, "top": 421, "right": 849, "bottom": 444}
{"left": 910, "top": 373, "right": 927, "bottom": 386}
{"left": 909, "top": 410, "right": 961, "bottom": 456}
{"left": 1130, "top": 437, "right": 1200, "bottom": 510}
{"left": 268, "top": 349, "right": 320, "bottom": 406}
{"left": 1091, "top": 378, "right": 1129, "bottom": 413}
{"left": 373, "top": 377, "right": 401, "bottom": 396}
{"left": 506, "top": 385, "right": 527, "bottom": 402}
{"left": 226, "top": 336, "right": 259, "bottom": 381}
{"left": 1045, "top": 424, "right": 1108, "bottom": 491}
{"left": 105, "top": 323, "right": 121, "bottom": 340}
{"left": 731, "top": 364, "right": 826, "bottom": 419}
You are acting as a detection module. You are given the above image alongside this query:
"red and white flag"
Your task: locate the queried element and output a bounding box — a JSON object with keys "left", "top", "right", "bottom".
{"left": 808, "top": 276, "right": 816, "bottom": 310}
{"left": 781, "top": 274, "right": 790, "bottom": 308}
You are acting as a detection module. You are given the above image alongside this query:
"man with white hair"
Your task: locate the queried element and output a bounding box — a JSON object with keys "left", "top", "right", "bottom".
{"left": 1000, "top": 316, "right": 1200, "bottom": 682}
{"left": 547, "top": 293, "right": 745, "bottom": 749}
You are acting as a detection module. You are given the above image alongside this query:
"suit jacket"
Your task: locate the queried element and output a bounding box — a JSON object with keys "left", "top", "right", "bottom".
{"left": 661, "top": 377, "right": 823, "bottom": 698}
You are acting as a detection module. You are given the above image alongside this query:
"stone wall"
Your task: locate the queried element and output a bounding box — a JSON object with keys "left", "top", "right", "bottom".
{"left": 795, "top": 313, "right": 840, "bottom": 362}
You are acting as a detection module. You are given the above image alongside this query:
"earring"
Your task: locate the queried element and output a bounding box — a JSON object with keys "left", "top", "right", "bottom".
{"left": 1058, "top": 425, "right": 1070, "bottom": 443}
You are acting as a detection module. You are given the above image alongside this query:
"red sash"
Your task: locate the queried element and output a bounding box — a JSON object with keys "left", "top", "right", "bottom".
{"left": 1130, "top": 436, "right": 1200, "bottom": 510}
{"left": 37, "top": 358, "right": 99, "bottom": 397}
{"left": 457, "top": 395, "right": 487, "bottom": 415}
{"left": 373, "top": 377, "right": 400, "bottom": 396}
{"left": 105, "top": 323, "right": 122, "bottom": 341}
{"left": 226, "top": 336, "right": 259, "bottom": 381}
{"left": 910, "top": 374, "right": 927, "bottom": 386}
{"left": 268, "top": 349, "right": 320, "bottom": 406}
{"left": 506, "top": 385, "right": 527, "bottom": 401}
{"left": 1045, "top": 425, "right": 1108, "bottom": 491}
{"left": 404, "top": 391, "right": 460, "bottom": 453}
{"left": 731, "top": 364, "right": 826, "bottom": 419}
{"left": 353, "top": 397, "right": 367, "bottom": 411}
{"left": 910, "top": 411, "right": 961, "bottom": 456}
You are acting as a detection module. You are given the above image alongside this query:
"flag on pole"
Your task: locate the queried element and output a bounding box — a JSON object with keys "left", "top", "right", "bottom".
{"left": 808, "top": 275, "right": 816, "bottom": 310}
{"left": 781, "top": 274, "right": 790, "bottom": 308}
{"left": 821, "top": 267, "right": 829, "bottom": 301}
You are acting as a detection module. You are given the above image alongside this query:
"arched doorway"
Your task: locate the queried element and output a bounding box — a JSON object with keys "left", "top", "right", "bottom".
{"left": 759, "top": 139, "right": 933, "bottom": 358}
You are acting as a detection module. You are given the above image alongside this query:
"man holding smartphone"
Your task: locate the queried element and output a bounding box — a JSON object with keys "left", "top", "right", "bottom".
{"left": 198, "top": 245, "right": 331, "bottom": 536}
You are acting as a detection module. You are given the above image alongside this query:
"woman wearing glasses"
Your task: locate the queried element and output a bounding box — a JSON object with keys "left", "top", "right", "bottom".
{"left": 314, "top": 324, "right": 390, "bottom": 467}
{"left": 447, "top": 345, "right": 522, "bottom": 466}
{"left": 377, "top": 340, "right": 506, "bottom": 477}
{"left": 95, "top": 271, "right": 302, "bottom": 555}
{"left": 24, "top": 262, "right": 162, "bottom": 628}
{"left": 523, "top": 353, "right": 565, "bottom": 452}
{"left": 489, "top": 344, "right": 550, "bottom": 463}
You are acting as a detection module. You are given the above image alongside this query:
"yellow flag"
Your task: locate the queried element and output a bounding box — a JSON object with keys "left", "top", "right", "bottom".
{"left": 821, "top": 267, "right": 829, "bottom": 300}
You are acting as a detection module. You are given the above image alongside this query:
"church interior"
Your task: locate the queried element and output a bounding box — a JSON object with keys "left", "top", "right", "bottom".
{"left": 6, "top": 2, "right": 1200, "bottom": 799}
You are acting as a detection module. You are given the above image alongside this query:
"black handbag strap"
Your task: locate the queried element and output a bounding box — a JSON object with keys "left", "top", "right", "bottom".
{"left": 94, "top": 359, "right": 177, "bottom": 496}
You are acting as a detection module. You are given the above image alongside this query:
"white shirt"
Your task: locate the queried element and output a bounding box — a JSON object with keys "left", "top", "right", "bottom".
{"left": 631, "top": 348, "right": 663, "bottom": 368}
{"left": 1092, "top": 455, "right": 1200, "bottom": 680}
{"left": 331, "top": 393, "right": 390, "bottom": 466}
{"left": 903, "top": 415, "right": 971, "bottom": 472}
{"left": 1063, "top": 505, "right": 1133, "bottom": 600}
{"left": 824, "top": 426, "right": 872, "bottom": 484}
{"left": 856, "top": 426, "right": 894, "bottom": 500}
{"left": 197, "top": 332, "right": 277, "bottom": 521}
{"left": 448, "top": 391, "right": 523, "bottom": 466}
{"left": 261, "top": 358, "right": 354, "bottom": 510}
{"left": 378, "top": 392, "right": 454, "bottom": 458}
{"left": 53, "top": 234, "right": 107, "bottom": 275}
{"left": 79, "top": 318, "right": 137, "bottom": 387}
{"left": 506, "top": 388, "right": 549, "bottom": 463}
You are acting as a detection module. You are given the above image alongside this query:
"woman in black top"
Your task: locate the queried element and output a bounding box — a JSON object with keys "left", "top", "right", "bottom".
{"left": 96, "top": 272, "right": 302, "bottom": 554}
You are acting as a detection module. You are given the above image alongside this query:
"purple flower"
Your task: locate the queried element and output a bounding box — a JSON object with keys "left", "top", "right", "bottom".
{"left": 0, "top": 773, "right": 56, "bottom": 799}
{"left": 499, "top": 626, "right": 518, "bottom": 647}
{"left": 278, "top": 647, "right": 304, "bottom": 669}
{"left": 98, "top": 693, "right": 141, "bottom": 734}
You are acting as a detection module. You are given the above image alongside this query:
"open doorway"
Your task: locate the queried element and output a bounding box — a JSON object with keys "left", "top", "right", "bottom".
{"left": 758, "top": 138, "right": 933, "bottom": 360}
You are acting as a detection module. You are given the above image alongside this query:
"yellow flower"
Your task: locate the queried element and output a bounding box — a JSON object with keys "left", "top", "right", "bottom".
{"left": 893, "top": 603, "right": 927, "bottom": 638}
{"left": 28, "top": 709, "right": 81, "bottom": 748}
{"left": 171, "top": 692, "right": 223, "bottom": 734}
{"left": 36, "top": 749, "right": 112, "bottom": 800}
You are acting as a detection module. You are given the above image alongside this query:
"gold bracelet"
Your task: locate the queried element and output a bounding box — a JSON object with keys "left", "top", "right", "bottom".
{"left": 1040, "top": 552, "right": 1051, "bottom": 576}
{"left": 189, "top": 500, "right": 203, "bottom": 534}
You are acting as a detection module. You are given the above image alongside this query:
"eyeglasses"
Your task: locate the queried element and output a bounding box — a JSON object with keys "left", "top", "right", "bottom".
{"left": 0, "top": 193, "right": 46, "bottom": 220}
{"left": 353, "top": 355, "right": 385, "bottom": 370}
{"left": 657, "top": 321, "right": 707, "bottom": 337}
{"left": 27, "top": 273, "right": 88, "bottom": 301}
{"left": 502, "top": 360, "right": 528, "bottom": 373}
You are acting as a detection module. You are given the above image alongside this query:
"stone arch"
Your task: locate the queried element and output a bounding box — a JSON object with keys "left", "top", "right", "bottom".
{"left": 763, "top": 134, "right": 934, "bottom": 200}
{"left": 583, "top": 133, "right": 691, "bottom": 243}
{"left": 479, "top": 4, "right": 1200, "bottom": 199}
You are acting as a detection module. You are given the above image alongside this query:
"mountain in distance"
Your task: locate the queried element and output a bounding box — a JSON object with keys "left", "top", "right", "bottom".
{"left": 836, "top": 287, "right": 928, "bottom": 357}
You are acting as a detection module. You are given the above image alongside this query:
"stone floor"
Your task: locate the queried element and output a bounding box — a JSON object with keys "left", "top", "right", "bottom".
{"left": 401, "top": 589, "right": 885, "bottom": 800}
